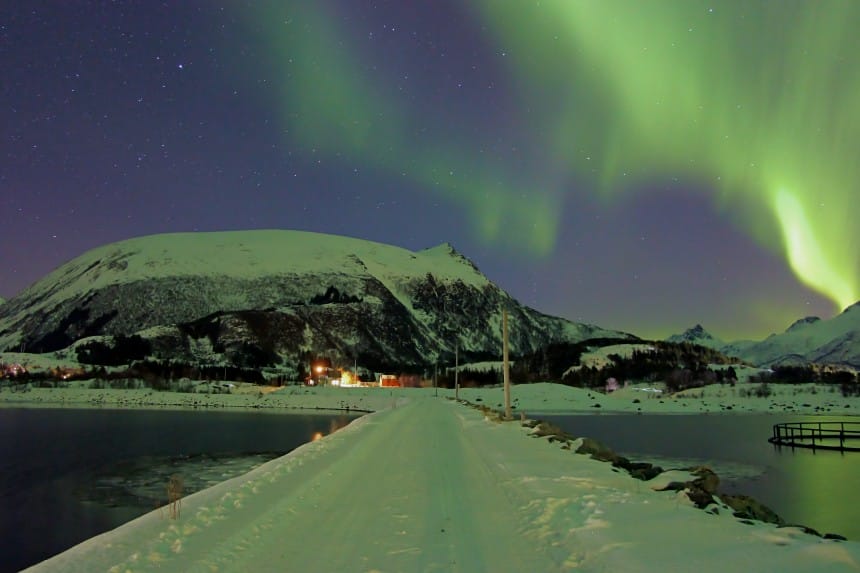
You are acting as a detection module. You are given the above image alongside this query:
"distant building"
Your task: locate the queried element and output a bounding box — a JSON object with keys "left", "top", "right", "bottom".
{"left": 307, "top": 358, "right": 333, "bottom": 386}
{"left": 1, "top": 363, "right": 27, "bottom": 377}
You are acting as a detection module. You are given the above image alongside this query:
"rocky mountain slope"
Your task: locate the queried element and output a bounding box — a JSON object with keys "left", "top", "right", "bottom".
{"left": 0, "top": 230, "right": 629, "bottom": 374}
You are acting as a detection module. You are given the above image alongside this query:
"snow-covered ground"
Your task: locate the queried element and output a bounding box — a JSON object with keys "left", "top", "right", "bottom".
{"left": 23, "top": 397, "right": 860, "bottom": 572}
{"left": 3, "top": 379, "right": 858, "bottom": 415}
{"left": 457, "top": 381, "right": 859, "bottom": 415}
{"left": 0, "top": 383, "right": 407, "bottom": 413}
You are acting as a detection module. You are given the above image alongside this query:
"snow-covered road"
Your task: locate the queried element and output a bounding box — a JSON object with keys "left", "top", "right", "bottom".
{"left": 186, "top": 397, "right": 544, "bottom": 571}
{"left": 28, "top": 399, "right": 546, "bottom": 572}
{"left": 26, "top": 398, "right": 860, "bottom": 572}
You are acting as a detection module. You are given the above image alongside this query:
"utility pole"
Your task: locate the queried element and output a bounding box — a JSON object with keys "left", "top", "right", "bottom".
{"left": 434, "top": 363, "right": 438, "bottom": 397}
{"left": 503, "top": 309, "right": 512, "bottom": 420}
{"left": 454, "top": 345, "right": 459, "bottom": 401}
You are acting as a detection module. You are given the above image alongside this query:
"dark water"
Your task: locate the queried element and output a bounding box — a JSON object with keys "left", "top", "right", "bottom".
{"left": 539, "top": 413, "right": 860, "bottom": 540}
{"left": 0, "top": 408, "right": 359, "bottom": 573}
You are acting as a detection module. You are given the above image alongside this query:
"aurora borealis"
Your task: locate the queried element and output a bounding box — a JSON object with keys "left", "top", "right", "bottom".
{"left": 2, "top": 1, "right": 858, "bottom": 340}
{"left": 478, "top": 1, "right": 860, "bottom": 310}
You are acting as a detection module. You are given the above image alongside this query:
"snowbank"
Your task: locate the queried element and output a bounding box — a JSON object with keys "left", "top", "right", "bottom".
{"left": 456, "top": 382, "right": 859, "bottom": 416}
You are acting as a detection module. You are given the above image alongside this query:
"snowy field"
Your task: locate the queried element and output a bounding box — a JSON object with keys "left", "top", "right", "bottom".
{"left": 2, "top": 380, "right": 857, "bottom": 416}
{"left": 21, "top": 397, "right": 860, "bottom": 572}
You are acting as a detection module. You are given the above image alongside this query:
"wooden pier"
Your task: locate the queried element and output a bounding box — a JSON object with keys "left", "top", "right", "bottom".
{"left": 769, "top": 421, "right": 860, "bottom": 452}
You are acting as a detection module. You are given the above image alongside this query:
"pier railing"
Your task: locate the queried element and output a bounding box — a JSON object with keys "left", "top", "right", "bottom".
{"left": 769, "top": 421, "right": 860, "bottom": 452}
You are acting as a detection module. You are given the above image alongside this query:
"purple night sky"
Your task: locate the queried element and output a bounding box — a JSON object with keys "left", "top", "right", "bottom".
{"left": 1, "top": 1, "right": 850, "bottom": 341}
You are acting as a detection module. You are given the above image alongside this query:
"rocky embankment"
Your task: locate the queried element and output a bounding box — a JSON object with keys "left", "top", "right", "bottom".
{"left": 526, "top": 418, "right": 847, "bottom": 540}
{"left": 464, "top": 400, "right": 848, "bottom": 541}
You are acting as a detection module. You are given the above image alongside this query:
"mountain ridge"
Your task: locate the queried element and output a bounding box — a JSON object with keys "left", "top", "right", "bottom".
{"left": 667, "top": 303, "right": 860, "bottom": 368}
{"left": 0, "top": 230, "right": 631, "bottom": 374}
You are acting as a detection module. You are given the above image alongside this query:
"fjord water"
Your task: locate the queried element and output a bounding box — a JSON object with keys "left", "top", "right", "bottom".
{"left": 0, "top": 408, "right": 359, "bottom": 573}
{"left": 539, "top": 413, "right": 860, "bottom": 540}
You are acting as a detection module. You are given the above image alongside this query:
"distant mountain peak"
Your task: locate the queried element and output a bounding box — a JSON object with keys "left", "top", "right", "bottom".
{"left": 420, "top": 242, "right": 481, "bottom": 273}
{"left": 424, "top": 241, "right": 455, "bottom": 251}
{"left": 688, "top": 324, "right": 707, "bottom": 335}
{"left": 420, "top": 242, "right": 458, "bottom": 258}
{"left": 666, "top": 324, "right": 723, "bottom": 348}
{"left": 785, "top": 316, "right": 821, "bottom": 333}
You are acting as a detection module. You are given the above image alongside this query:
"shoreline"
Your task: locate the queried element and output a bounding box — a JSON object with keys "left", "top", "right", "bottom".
{"left": 0, "top": 384, "right": 404, "bottom": 414}
{"left": 1, "top": 380, "right": 858, "bottom": 416}
{"left": 0, "top": 399, "right": 373, "bottom": 415}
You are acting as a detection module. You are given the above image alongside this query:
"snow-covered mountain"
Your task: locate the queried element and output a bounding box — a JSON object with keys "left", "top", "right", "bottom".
{"left": 665, "top": 324, "right": 724, "bottom": 350}
{"left": 666, "top": 310, "right": 860, "bottom": 369}
{"left": 729, "top": 304, "right": 860, "bottom": 368}
{"left": 0, "top": 230, "right": 629, "bottom": 372}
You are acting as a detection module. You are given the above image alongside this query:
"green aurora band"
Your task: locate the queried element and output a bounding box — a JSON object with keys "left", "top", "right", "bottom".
{"left": 248, "top": 1, "right": 860, "bottom": 311}
{"left": 247, "top": 3, "right": 561, "bottom": 255}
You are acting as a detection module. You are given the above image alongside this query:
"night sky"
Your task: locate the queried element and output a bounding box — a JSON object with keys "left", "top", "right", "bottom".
{"left": 3, "top": 1, "right": 858, "bottom": 341}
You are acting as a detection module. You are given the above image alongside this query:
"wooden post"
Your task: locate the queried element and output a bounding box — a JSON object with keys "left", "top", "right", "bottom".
{"left": 840, "top": 422, "right": 845, "bottom": 450}
{"left": 503, "top": 309, "right": 512, "bottom": 420}
{"left": 454, "top": 345, "right": 459, "bottom": 401}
